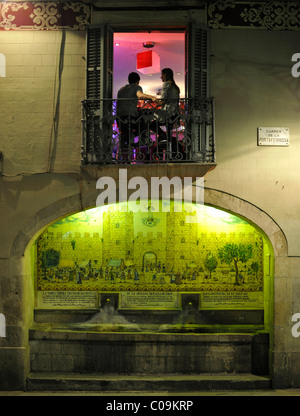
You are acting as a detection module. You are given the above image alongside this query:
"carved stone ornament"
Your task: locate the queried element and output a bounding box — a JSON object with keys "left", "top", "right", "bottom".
{"left": 208, "top": 1, "right": 300, "bottom": 30}
{"left": 0, "top": 2, "right": 90, "bottom": 30}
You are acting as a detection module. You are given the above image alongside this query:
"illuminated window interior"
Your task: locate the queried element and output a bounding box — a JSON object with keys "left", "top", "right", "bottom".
{"left": 113, "top": 32, "right": 185, "bottom": 98}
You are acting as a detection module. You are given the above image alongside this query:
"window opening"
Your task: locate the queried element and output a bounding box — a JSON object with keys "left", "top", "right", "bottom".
{"left": 113, "top": 31, "right": 185, "bottom": 98}
{"left": 83, "top": 25, "right": 214, "bottom": 164}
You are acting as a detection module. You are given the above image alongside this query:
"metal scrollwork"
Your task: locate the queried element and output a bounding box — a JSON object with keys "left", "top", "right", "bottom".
{"left": 81, "top": 98, "right": 216, "bottom": 165}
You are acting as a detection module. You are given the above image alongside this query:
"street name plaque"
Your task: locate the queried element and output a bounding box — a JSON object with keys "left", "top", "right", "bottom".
{"left": 258, "top": 127, "right": 289, "bottom": 146}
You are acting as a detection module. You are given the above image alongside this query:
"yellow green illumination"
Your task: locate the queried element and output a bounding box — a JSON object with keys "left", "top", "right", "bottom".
{"left": 36, "top": 202, "right": 266, "bottom": 301}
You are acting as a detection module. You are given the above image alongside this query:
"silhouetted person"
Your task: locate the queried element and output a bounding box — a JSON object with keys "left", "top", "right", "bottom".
{"left": 117, "top": 72, "right": 158, "bottom": 154}
{"left": 150, "top": 68, "right": 180, "bottom": 142}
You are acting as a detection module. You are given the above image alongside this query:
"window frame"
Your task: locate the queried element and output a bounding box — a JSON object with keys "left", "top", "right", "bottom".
{"left": 86, "top": 23, "right": 210, "bottom": 101}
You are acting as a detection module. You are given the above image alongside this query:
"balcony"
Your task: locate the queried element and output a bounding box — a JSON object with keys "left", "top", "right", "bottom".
{"left": 81, "top": 98, "right": 216, "bottom": 166}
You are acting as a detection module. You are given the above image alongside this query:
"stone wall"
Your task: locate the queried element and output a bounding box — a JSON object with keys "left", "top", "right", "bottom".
{"left": 1, "top": 2, "right": 300, "bottom": 390}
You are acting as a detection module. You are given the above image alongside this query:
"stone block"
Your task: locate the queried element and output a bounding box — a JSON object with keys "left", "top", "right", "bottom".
{"left": 0, "top": 347, "right": 29, "bottom": 390}
{"left": 27, "top": 331, "right": 261, "bottom": 376}
{"left": 30, "top": 353, "right": 52, "bottom": 372}
{"left": 52, "top": 354, "right": 75, "bottom": 372}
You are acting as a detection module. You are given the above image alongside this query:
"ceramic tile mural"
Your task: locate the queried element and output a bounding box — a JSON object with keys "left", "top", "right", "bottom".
{"left": 36, "top": 203, "right": 266, "bottom": 295}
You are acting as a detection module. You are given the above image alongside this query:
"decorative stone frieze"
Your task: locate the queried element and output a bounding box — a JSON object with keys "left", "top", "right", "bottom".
{"left": 0, "top": 2, "right": 90, "bottom": 30}
{"left": 208, "top": 1, "right": 300, "bottom": 30}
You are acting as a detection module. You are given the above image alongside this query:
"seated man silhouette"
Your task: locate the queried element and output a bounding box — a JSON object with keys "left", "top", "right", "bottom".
{"left": 117, "top": 72, "right": 158, "bottom": 156}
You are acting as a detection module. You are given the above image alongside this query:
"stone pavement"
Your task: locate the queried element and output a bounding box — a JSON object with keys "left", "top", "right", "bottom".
{"left": 1, "top": 389, "right": 300, "bottom": 396}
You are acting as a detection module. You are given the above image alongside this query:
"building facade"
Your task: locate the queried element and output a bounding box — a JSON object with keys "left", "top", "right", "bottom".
{"left": 0, "top": 0, "right": 300, "bottom": 391}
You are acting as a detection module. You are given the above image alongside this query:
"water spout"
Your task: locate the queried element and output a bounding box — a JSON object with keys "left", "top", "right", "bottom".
{"left": 74, "top": 298, "right": 141, "bottom": 332}
{"left": 86, "top": 298, "right": 129, "bottom": 325}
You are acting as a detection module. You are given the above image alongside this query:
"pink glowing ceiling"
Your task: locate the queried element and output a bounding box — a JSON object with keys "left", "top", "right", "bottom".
{"left": 113, "top": 32, "right": 185, "bottom": 98}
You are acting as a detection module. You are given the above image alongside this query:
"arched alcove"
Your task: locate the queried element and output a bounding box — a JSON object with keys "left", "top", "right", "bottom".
{"left": 13, "top": 188, "right": 287, "bottom": 383}
{"left": 24, "top": 197, "right": 273, "bottom": 333}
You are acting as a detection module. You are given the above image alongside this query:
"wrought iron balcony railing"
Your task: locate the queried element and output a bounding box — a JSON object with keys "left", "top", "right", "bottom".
{"left": 81, "top": 98, "right": 215, "bottom": 165}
